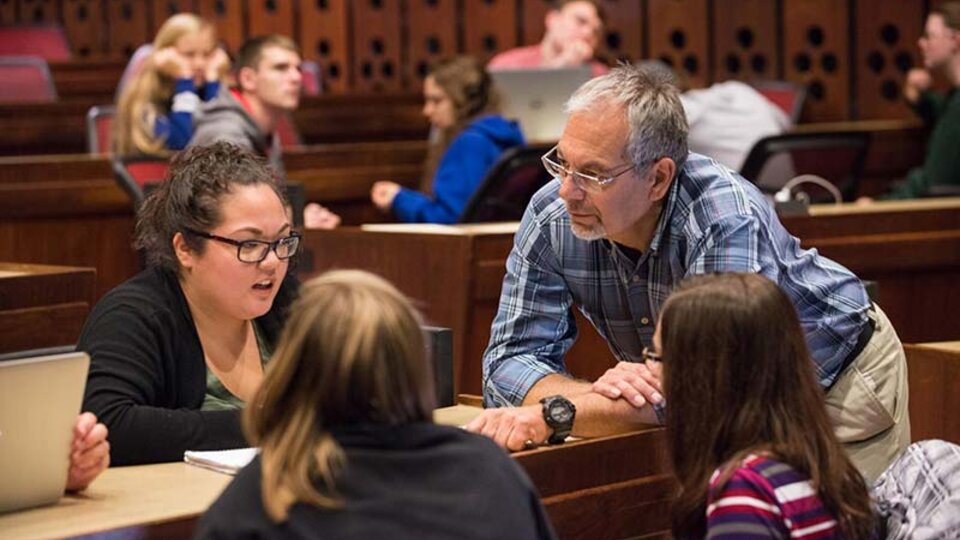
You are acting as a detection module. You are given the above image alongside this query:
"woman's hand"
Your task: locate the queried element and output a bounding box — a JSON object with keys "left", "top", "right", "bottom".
{"left": 205, "top": 48, "right": 231, "bottom": 82}
{"left": 370, "top": 181, "right": 402, "bottom": 212}
{"left": 152, "top": 47, "right": 192, "bottom": 79}
{"left": 904, "top": 68, "right": 933, "bottom": 105}
{"left": 66, "top": 412, "right": 110, "bottom": 493}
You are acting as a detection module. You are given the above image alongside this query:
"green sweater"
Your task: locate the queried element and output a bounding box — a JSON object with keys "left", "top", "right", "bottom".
{"left": 882, "top": 89, "right": 960, "bottom": 200}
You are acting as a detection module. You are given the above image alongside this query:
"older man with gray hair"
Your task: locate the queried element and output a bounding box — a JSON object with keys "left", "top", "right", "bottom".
{"left": 465, "top": 63, "right": 909, "bottom": 481}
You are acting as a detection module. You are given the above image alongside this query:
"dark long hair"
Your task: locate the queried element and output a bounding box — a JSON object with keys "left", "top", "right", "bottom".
{"left": 661, "top": 273, "right": 875, "bottom": 539}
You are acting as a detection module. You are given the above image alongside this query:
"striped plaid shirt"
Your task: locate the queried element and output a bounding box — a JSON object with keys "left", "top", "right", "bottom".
{"left": 482, "top": 153, "right": 869, "bottom": 407}
{"left": 706, "top": 454, "right": 847, "bottom": 539}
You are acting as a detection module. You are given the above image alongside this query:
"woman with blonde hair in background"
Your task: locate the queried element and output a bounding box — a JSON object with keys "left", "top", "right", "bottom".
{"left": 370, "top": 56, "right": 525, "bottom": 223}
{"left": 114, "top": 13, "right": 229, "bottom": 156}
{"left": 196, "top": 270, "right": 555, "bottom": 539}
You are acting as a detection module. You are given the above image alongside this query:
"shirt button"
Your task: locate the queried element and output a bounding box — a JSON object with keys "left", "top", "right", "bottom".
{"left": 640, "top": 317, "right": 650, "bottom": 325}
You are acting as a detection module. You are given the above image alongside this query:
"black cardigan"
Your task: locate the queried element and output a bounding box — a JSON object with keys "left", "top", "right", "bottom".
{"left": 194, "top": 422, "right": 557, "bottom": 540}
{"left": 78, "top": 266, "right": 297, "bottom": 466}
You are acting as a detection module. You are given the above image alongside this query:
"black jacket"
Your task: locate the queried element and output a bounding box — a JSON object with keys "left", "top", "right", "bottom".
{"left": 78, "top": 266, "right": 297, "bottom": 466}
{"left": 195, "top": 422, "right": 557, "bottom": 540}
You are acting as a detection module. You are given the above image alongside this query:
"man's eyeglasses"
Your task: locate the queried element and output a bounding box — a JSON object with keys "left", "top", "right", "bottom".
{"left": 642, "top": 346, "right": 662, "bottom": 363}
{"left": 541, "top": 145, "right": 639, "bottom": 193}
{"left": 183, "top": 228, "right": 301, "bottom": 263}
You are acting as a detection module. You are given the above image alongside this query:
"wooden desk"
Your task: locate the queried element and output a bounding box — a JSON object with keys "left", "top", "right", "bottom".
{"left": 904, "top": 341, "right": 960, "bottom": 445}
{"left": 1, "top": 406, "right": 670, "bottom": 540}
{"left": 0, "top": 263, "right": 96, "bottom": 354}
{"left": 305, "top": 198, "right": 960, "bottom": 394}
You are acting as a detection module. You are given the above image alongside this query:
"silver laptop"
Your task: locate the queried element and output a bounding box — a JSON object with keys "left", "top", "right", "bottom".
{"left": 0, "top": 351, "right": 89, "bottom": 513}
{"left": 490, "top": 66, "right": 593, "bottom": 142}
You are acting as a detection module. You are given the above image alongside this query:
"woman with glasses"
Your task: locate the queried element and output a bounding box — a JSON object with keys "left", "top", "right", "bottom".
{"left": 77, "top": 142, "right": 300, "bottom": 466}
{"left": 370, "top": 56, "right": 525, "bottom": 223}
{"left": 195, "top": 270, "right": 556, "bottom": 539}
{"left": 657, "top": 273, "right": 877, "bottom": 539}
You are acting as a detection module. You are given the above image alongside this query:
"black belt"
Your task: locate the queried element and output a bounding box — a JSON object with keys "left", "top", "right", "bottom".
{"left": 826, "top": 306, "right": 876, "bottom": 391}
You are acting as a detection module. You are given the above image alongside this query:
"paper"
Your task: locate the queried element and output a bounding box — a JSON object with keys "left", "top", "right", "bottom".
{"left": 184, "top": 447, "right": 258, "bottom": 475}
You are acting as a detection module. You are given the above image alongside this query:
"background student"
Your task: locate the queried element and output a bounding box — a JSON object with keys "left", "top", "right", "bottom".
{"left": 196, "top": 270, "right": 556, "bottom": 539}
{"left": 370, "top": 56, "right": 524, "bottom": 223}
{"left": 114, "top": 13, "right": 229, "bottom": 156}
{"left": 78, "top": 142, "right": 299, "bottom": 465}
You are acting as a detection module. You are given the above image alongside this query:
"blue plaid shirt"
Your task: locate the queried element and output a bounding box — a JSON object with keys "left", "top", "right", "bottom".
{"left": 482, "top": 153, "right": 869, "bottom": 407}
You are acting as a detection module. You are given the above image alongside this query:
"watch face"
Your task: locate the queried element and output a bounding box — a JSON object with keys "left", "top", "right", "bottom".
{"left": 549, "top": 401, "right": 574, "bottom": 423}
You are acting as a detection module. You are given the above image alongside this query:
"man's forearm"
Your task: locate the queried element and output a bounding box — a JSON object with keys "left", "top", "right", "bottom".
{"left": 521, "top": 374, "right": 659, "bottom": 437}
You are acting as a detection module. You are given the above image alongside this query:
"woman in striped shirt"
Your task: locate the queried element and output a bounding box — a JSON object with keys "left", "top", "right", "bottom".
{"left": 657, "top": 273, "right": 879, "bottom": 539}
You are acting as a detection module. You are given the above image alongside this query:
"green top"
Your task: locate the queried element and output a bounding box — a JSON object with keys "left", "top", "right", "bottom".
{"left": 881, "top": 89, "right": 960, "bottom": 200}
{"left": 201, "top": 322, "right": 272, "bottom": 411}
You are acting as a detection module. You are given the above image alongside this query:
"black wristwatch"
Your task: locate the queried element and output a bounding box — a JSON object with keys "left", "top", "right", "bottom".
{"left": 540, "top": 395, "right": 576, "bottom": 445}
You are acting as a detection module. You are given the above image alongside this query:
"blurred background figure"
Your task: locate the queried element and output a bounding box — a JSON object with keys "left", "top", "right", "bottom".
{"left": 488, "top": 0, "right": 608, "bottom": 76}
{"left": 371, "top": 56, "right": 524, "bottom": 223}
{"left": 113, "top": 13, "right": 229, "bottom": 156}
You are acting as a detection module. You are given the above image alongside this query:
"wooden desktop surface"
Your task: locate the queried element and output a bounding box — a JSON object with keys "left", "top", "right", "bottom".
{"left": 0, "top": 404, "right": 669, "bottom": 540}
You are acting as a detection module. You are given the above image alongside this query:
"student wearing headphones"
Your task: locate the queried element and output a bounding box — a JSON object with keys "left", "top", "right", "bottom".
{"left": 370, "top": 56, "right": 525, "bottom": 223}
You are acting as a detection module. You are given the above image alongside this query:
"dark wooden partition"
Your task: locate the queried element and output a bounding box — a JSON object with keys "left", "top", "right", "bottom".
{"left": 783, "top": 0, "right": 850, "bottom": 121}
{"left": 599, "top": 0, "right": 643, "bottom": 63}
{"left": 405, "top": 0, "right": 459, "bottom": 84}
{"left": 299, "top": 0, "right": 350, "bottom": 94}
{"left": 647, "top": 0, "right": 710, "bottom": 88}
{"left": 522, "top": 0, "right": 552, "bottom": 45}
{"left": 246, "top": 0, "right": 293, "bottom": 42}
{"left": 104, "top": 1, "right": 149, "bottom": 60}
{"left": 713, "top": 0, "right": 779, "bottom": 81}
{"left": 61, "top": 0, "right": 103, "bottom": 59}
{"left": 905, "top": 342, "right": 960, "bottom": 444}
{"left": 351, "top": 0, "right": 404, "bottom": 93}
{"left": 464, "top": 0, "right": 519, "bottom": 65}
{"left": 854, "top": 0, "right": 924, "bottom": 120}
{"left": 152, "top": 0, "right": 196, "bottom": 34}
{"left": 198, "top": 0, "right": 245, "bottom": 55}
{"left": 0, "top": 262, "right": 96, "bottom": 354}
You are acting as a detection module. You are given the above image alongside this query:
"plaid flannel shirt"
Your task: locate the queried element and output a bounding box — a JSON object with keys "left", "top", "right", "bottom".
{"left": 482, "top": 153, "right": 869, "bottom": 407}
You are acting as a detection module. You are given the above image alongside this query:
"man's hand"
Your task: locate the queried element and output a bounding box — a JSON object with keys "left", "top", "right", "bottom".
{"left": 591, "top": 361, "right": 663, "bottom": 409}
{"left": 464, "top": 405, "right": 550, "bottom": 452}
{"left": 66, "top": 412, "right": 110, "bottom": 493}
{"left": 303, "top": 202, "right": 342, "bottom": 230}
{"left": 904, "top": 68, "right": 933, "bottom": 104}
{"left": 547, "top": 39, "right": 595, "bottom": 68}
{"left": 370, "top": 181, "right": 402, "bottom": 212}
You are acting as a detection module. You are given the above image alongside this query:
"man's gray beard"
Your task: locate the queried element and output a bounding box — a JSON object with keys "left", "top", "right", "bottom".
{"left": 571, "top": 221, "right": 606, "bottom": 241}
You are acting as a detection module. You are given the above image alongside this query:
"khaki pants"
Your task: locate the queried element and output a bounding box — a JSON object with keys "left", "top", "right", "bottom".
{"left": 825, "top": 304, "right": 911, "bottom": 482}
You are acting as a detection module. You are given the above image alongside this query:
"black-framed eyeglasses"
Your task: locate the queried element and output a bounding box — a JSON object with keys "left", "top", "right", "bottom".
{"left": 642, "top": 346, "right": 661, "bottom": 363}
{"left": 183, "top": 227, "right": 301, "bottom": 263}
{"left": 541, "top": 145, "right": 641, "bottom": 193}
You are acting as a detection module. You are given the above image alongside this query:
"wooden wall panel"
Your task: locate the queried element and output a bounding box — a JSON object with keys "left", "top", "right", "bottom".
{"left": 648, "top": 0, "right": 710, "bottom": 87}
{"left": 300, "top": 0, "right": 350, "bottom": 93}
{"left": 405, "top": 0, "right": 459, "bottom": 85}
{"left": 464, "top": 0, "right": 518, "bottom": 65}
{"left": 600, "top": 0, "right": 643, "bottom": 63}
{"left": 61, "top": 0, "right": 103, "bottom": 59}
{"left": 152, "top": 0, "right": 196, "bottom": 35}
{"left": 351, "top": 0, "right": 404, "bottom": 93}
{"left": 854, "top": 0, "right": 925, "bottom": 120}
{"left": 521, "top": 0, "right": 552, "bottom": 45}
{"left": 197, "top": 0, "right": 245, "bottom": 54}
{"left": 713, "top": 0, "right": 779, "bottom": 81}
{"left": 105, "top": 0, "right": 151, "bottom": 60}
{"left": 246, "top": 0, "right": 293, "bottom": 39}
{"left": 16, "top": 0, "right": 57, "bottom": 23}
{"left": 0, "top": 1, "right": 17, "bottom": 24}
{"left": 783, "top": 0, "right": 850, "bottom": 121}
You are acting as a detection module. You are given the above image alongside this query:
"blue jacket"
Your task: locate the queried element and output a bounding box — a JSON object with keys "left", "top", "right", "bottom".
{"left": 154, "top": 78, "right": 220, "bottom": 151}
{"left": 392, "top": 115, "right": 525, "bottom": 223}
